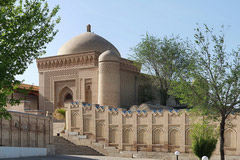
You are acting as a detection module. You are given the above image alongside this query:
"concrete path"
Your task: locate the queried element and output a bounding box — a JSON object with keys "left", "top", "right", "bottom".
{"left": 2, "top": 155, "right": 153, "bottom": 160}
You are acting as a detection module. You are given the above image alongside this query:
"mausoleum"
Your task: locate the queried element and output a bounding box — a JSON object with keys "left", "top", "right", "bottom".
{"left": 37, "top": 24, "right": 140, "bottom": 113}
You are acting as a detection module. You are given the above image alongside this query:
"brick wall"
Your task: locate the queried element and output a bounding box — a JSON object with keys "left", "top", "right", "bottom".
{"left": 7, "top": 93, "right": 38, "bottom": 111}
{"left": 65, "top": 102, "right": 240, "bottom": 156}
{"left": 0, "top": 111, "right": 53, "bottom": 148}
{"left": 120, "top": 70, "right": 138, "bottom": 108}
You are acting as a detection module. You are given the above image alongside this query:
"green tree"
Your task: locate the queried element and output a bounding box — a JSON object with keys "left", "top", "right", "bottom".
{"left": 53, "top": 108, "right": 66, "bottom": 120}
{"left": 169, "top": 25, "right": 240, "bottom": 160}
{"left": 131, "top": 33, "right": 192, "bottom": 105}
{"left": 0, "top": 0, "right": 60, "bottom": 119}
{"left": 191, "top": 120, "right": 218, "bottom": 160}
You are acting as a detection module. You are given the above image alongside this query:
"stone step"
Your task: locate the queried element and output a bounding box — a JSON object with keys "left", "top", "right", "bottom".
{"left": 62, "top": 135, "right": 108, "bottom": 156}
{"left": 53, "top": 136, "right": 103, "bottom": 156}
{"left": 60, "top": 134, "right": 123, "bottom": 156}
{"left": 73, "top": 139, "right": 92, "bottom": 146}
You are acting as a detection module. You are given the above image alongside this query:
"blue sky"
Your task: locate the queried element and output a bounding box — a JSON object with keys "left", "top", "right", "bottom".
{"left": 16, "top": 0, "right": 240, "bottom": 85}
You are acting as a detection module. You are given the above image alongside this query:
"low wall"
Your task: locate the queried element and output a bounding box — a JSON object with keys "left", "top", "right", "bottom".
{"left": 0, "top": 147, "right": 47, "bottom": 158}
{"left": 0, "top": 111, "right": 54, "bottom": 155}
{"left": 65, "top": 102, "right": 240, "bottom": 156}
{"left": 53, "top": 122, "right": 65, "bottom": 136}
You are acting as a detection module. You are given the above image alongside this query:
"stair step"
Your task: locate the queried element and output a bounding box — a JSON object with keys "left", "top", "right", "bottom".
{"left": 57, "top": 134, "right": 122, "bottom": 156}
{"left": 53, "top": 136, "right": 103, "bottom": 156}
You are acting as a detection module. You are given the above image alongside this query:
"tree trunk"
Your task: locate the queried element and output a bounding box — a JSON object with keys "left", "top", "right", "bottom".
{"left": 159, "top": 88, "right": 169, "bottom": 106}
{"left": 220, "top": 115, "right": 226, "bottom": 160}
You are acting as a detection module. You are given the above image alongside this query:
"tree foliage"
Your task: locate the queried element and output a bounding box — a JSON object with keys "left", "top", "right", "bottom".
{"left": 169, "top": 25, "right": 240, "bottom": 160}
{"left": 53, "top": 108, "right": 66, "bottom": 120}
{"left": 191, "top": 121, "right": 218, "bottom": 160}
{"left": 131, "top": 33, "right": 192, "bottom": 105}
{"left": 0, "top": 0, "right": 60, "bottom": 119}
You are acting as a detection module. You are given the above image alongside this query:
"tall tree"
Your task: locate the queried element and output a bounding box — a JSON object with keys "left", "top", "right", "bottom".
{"left": 0, "top": 0, "right": 60, "bottom": 119}
{"left": 131, "top": 33, "right": 192, "bottom": 105}
{"left": 169, "top": 25, "right": 240, "bottom": 160}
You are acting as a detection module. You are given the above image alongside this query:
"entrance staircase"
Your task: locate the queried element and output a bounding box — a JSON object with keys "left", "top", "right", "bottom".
{"left": 60, "top": 132, "right": 133, "bottom": 158}
{"left": 54, "top": 136, "right": 103, "bottom": 156}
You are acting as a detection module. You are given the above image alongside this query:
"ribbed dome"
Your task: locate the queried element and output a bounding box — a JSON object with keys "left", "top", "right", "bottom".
{"left": 99, "top": 50, "right": 120, "bottom": 62}
{"left": 57, "top": 32, "right": 120, "bottom": 56}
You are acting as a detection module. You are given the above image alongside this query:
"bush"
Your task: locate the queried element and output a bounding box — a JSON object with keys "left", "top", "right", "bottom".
{"left": 53, "top": 108, "right": 66, "bottom": 120}
{"left": 191, "top": 121, "right": 218, "bottom": 159}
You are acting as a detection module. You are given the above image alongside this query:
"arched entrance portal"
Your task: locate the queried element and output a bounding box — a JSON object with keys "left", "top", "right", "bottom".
{"left": 58, "top": 86, "right": 73, "bottom": 108}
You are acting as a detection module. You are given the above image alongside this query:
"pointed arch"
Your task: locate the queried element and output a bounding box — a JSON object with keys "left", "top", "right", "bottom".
{"left": 71, "top": 110, "right": 79, "bottom": 127}
{"left": 58, "top": 86, "right": 73, "bottom": 108}
{"left": 153, "top": 128, "right": 163, "bottom": 144}
{"left": 123, "top": 128, "right": 133, "bottom": 144}
{"left": 83, "top": 116, "right": 90, "bottom": 132}
{"left": 185, "top": 128, "right": 192, "bottom": 145}
{"left": 224, "top": 128, "right": 237, "bottom": 148}
{"left": 109, "top": 128, "right": 117, "bottom": 143}
{"left": 169, "top": 128, "right": 180, "bottom": 146}
{"left": 138, "top": 128, "right": 147, "bottom": 144}
{"left": 96, "top": 121, "right": 104, "bottom": 138}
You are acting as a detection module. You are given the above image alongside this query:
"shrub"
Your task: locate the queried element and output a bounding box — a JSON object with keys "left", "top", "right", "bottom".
{"left": 53, "top": 108, "right": 66, "bottom": 120}
{"left": 191, "top": 121, "right": 219, "bottom": 159}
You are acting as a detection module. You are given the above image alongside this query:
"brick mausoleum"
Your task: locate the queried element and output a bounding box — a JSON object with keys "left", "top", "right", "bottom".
{"left": 7, "top": 24, "right": 178, "bottom": 114}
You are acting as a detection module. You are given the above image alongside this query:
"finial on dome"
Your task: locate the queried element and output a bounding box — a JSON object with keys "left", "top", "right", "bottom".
{"left": 87, "top": 24, "right": 91, "bottom": 32}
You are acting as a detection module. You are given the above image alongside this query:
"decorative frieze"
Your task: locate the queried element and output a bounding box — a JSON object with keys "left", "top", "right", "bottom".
{"left": 37, "top": 52, "right": 140, "bottom": 73}
{"left": 37, "top": 52, "right": 98, "bottom": 71}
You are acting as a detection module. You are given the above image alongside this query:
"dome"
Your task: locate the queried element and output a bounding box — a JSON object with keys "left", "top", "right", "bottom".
{"left": 57, "top": 32, "right": 120, "bottom": 56}
{"left": 99, "top": 50, "right": 120, "bottom": 62}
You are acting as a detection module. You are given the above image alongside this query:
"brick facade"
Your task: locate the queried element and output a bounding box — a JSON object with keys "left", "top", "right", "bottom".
{"left": 37, "top": 51, "right": 140, "bottom": 113}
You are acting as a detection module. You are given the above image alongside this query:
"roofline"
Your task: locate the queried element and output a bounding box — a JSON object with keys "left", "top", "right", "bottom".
{"left": 18, "top": 83, "right": 39, "bottom": 92}
{"left": 37, "top": 50, "right": 101, "bottom": 61}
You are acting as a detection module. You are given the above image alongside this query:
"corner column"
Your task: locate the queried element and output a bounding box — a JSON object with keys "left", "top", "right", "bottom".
{"left": 66, "top": 104, "right": 71, "bottom": 131}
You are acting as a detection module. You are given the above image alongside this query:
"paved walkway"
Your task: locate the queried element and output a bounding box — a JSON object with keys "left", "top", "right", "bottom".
{"left": 2, "top": 155, "right": 153, "bottom": 160}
